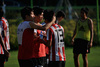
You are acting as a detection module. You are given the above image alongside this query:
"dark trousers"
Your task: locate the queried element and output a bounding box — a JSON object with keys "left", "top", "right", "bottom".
{"left": 48, "top": 61, "right": 65, "bottom": 67}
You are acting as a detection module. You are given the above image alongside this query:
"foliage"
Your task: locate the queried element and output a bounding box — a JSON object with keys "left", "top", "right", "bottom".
{"left": 8, "top": 18, "right": 23, "bottom": 50}
{"left": 5, "top": 7, "right": 100, "bottom": 50}
{"left": 59, "top": 19, "right": 76, "bottom": 46}
{"left": 8, "top": 17, "right": 99, "bottom": 50}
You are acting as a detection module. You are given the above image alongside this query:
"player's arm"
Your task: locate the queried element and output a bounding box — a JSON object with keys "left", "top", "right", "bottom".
{"left": 2, "top": 21, "right": 7, "bottom": 46}
{"left": 46, "top": 40, "right": 52, "bottom": 48}
{"left": 88, "top": 19, "right": 93, "bottom": 48}
{"left": 29, "top": 16, "right": 56, "bottom": 31}
{"left": 0, "top": 34, "right": 9, "bottom": 57}
{"left": 41, "top": 29, "right": 52, "bottom": 48}
{"left": 33, "top": 29, "right": 38, "bottom": 38}
{"left": 46, "top": 29, "right": 52, "bottom": 48}
{"left": 62, "top": 27, "right": 65, "bottom": 39}
{"left": 71, "top": 21, "right": 77, "bottom": 44}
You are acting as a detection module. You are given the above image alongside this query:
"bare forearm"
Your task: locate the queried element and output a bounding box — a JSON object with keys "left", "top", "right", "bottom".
{"left": 0, "top": 36, "right": 6, "bottom": 50}
{"left": 29, "top": 16, "right": 56, "bottom": 31}
{"left": 43, "top": 22, "right": 53, "bottom": 30}
{"left": 90, "top": 25, "right": 93, "bottom": 43}
{"left": 42, "top": 40, "right": 51, "bottom": 48}
{"left": 90, "top": 31, "right": 93, "bottom": 43}
{"left": 72, "top": 29, "right": 76, "bottom": 41}
{"left": 29, "top": 22, "right": 52, "bottom": 31}
{"left": 89, "top": 19, "right": 93, "bottom": 43}
{"left": 72, "top": 22, "right": 77, "bottom": 41}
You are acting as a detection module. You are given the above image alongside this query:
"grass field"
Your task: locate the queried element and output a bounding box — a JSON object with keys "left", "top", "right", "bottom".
{"left": 5, "top": 46, "right": 100, "bottom": 67}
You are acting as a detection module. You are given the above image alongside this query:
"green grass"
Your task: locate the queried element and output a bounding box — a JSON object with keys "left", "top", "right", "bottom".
{"left": 5, "top": 46, "right": 100, "bottom": 67}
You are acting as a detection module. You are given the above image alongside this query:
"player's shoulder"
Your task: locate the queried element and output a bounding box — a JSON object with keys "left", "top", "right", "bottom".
{"left": 87, "top": 17, "right": 93, "bottom": 24}
{"left": 1, "top": 17, "right": 7, "bottom": 22}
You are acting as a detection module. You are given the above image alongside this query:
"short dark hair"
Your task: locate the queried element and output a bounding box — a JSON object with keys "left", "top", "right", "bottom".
{"left": 81, "top": 7, "right": 89, "bottom": 15}
{"left": 33, "top": 6, "right": 44, "bottom": 16}
{"left": 56, "top": 11, "right": 65, "bottom": 18}
{"left": 43, "top": 10, "right": 54, "bottom": 22}
{"left": 21, "top": 6, "right": 33, "bottom": 20}
{"left": 0, "top": 7, "right": 4, "bottom": 19}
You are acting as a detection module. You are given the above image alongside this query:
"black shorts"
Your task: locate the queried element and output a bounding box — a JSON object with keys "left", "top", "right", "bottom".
{"left": 18, "top": 59, "right": 36, "bottom": 67}
{"left": 0, "top": 54, "right": 5, "bottom": 67}
{"left": 18, "top": 57, "right": 47, "bottom": 67}
{"left": 48, "top": 61, "right": 65, "bottom": 67}
{"left": 44, "top": 54, "right": 49, "bottom": 67}
{"left": 36, "top": 57, "right": 47, "bottom": 67}
{"left": 73, "top": 38, "right": 90, "bottom": 54}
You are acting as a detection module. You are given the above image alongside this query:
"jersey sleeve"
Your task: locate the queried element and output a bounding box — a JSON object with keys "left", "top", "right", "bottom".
{"left": 61, "top": 26, "right": 64, "bottom": 32}
{"left": 34, "top": 29, "right": 37, "bottom": 34}
{"left": 2, "top": 20, "right": 7, "bottom": 30}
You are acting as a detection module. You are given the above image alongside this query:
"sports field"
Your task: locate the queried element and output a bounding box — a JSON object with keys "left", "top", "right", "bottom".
{"left": 5, "top": 46, "right": 100, "bottom": 67}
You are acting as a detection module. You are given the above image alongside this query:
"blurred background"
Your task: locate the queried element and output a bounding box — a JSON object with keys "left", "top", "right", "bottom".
{"left": 0, "top": 0, "right": 100, "bottom": 67}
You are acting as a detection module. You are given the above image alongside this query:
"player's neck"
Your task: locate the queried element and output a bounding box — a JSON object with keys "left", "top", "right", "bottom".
{"left": 81, "top": 16, "right": 87, "bottom": 20}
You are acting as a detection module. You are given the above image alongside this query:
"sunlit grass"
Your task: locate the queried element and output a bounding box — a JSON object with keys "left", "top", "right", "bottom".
{"left": 5, "top": 46, "right": 100, "bottom": 67}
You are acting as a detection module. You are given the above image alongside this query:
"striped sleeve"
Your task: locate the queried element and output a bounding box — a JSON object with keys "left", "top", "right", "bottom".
{"left": 2, "top": 20, "right": 7, "bottom": 30}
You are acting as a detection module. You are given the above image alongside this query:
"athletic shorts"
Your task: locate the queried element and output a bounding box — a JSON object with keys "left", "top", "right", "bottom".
{"left": 36, "top": 57, "right": 47, "bottom": 67}
{"left": 48, "top": 61, "right": 65, "bottom": 67}
{"left": 0, "top": 54, "right": 5, "bottom": 67}
{"left": 73, "top": 38, "right": 90, "bottom": 54}
{"left": 18, "top": 59, "right": 36, "bottom": 67}
{"left": 44, "top": 54, "right": 49, "bottom": 67}
{"left": 18, "top": 57, "right": 47, "bottom": 67}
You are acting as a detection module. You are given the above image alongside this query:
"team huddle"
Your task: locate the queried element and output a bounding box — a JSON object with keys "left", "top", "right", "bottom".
{"left": 0, "top": 5, "right": 93, "bottom": 67}
{"left": 17, "top": 6, "right": 66, "bottom": 67}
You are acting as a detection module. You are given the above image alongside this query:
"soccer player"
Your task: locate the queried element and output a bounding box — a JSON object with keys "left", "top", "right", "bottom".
{"left": 17, "top": 7, "right": 55, "bottom": 67}
{"left": 43, "top": 10, "right": 66, "bottom": 67}
{"left": 0, "top": 13, "right": 10, "bottom": 63}
{"left": 55, "top": 10, "right": 65, "bottom": 24}
{"left": 1, "top": 17, "right": 10, "bottom": 51}
{"left": 71, "top": 7, "right": 93, "bottom": 67}
{"left": 32, "top": 6, "right": 47, "bottom": 67}
{"left": 0, "top": 7, "right": 9, "bottom": 67}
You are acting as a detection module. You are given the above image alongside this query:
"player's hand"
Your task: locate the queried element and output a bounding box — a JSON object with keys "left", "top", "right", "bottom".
{"left": 4, "top": 50, "right": 10, "bottom": 58}
{"left": 71, "top": 39, "right": 74, "bottom": 46}
{"left": 52, "top": 16, "right": 56, "bottom": 23}
{"left": 39, "top": 38, "right": 45, "bottom": 43}
{"left": 43, "top": 32, "right": 46, "bottom": 38}
{"left": 88, "top": 42, "right": 92, "bottom": 48}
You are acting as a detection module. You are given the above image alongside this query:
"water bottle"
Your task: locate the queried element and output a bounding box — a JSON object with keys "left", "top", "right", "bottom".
{"left": 39, "top": 31, "right": 43, "bottom": 39}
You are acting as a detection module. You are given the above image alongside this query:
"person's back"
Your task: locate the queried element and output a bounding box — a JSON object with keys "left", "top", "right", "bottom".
{"left": 43, "top": 10, "right": 66, "bottom": 67}
{"left": 47, "top": 23, "right": 66, "bottom": 61}
{"left": 17, "top": 21, "right": 37, "bottom": 59}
